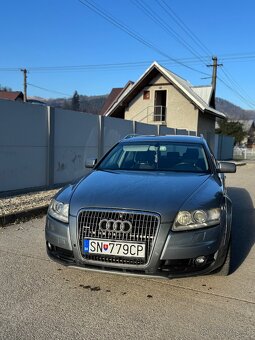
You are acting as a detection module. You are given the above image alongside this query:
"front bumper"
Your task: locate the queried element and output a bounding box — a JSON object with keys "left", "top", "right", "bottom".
{"left": 45, "top": 214, "right": 230, "bottom": 278}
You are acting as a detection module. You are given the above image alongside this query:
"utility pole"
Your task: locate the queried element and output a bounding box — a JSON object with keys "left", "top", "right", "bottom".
{"left": 21, "top": 68, "right": 27, "bottom": 102}
{"left": 207, "top": 56, "right": 223, "bottom": 109}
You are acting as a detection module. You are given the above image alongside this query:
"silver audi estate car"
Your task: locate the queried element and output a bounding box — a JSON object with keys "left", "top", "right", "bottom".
{"left": 45, "top": 135, "right": 236, "bottom": 278}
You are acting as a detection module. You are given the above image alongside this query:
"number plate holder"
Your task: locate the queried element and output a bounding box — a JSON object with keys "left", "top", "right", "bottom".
{"left": 83, "top": 239, "right": 146, "bottom": 259}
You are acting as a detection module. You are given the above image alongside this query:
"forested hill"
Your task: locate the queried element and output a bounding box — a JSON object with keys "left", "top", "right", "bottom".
{"left": 216, "top": 98, "right": 255, "bottom": 120}
{"left": 46, "top": 94, "right": 107, "bottom": 115}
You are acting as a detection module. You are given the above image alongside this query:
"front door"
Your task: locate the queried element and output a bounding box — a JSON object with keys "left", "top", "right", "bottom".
{"left": 154, "top": 90, "right": 166, "bottom": 121}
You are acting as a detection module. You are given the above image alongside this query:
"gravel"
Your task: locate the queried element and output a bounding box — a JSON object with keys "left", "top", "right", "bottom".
{"left": 0, "top": 189, "right": 60, "bottom": 218}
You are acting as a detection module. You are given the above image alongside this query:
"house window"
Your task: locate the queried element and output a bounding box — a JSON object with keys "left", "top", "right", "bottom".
{"left": 154, "top": 90, "right": 167, "bottom": 122}
{"left": 143, "top": 90, "right": 150, "bottom": 100}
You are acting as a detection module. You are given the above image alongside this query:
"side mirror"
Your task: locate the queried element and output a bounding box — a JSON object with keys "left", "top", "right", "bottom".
{"left": 85, "top": 158, "right": 97, "bottom": 169}
{"left": 217, "top": 161, "right": 236, "bottom": 173}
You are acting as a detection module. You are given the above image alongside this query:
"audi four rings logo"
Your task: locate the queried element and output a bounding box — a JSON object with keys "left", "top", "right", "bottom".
{"left": 99, "top": 219, "right": 132, "bottom": 233}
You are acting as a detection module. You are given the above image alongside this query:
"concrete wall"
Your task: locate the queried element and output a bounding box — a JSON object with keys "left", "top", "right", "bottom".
{"left": 135, "top": 122, "right": 158, "bottom": 135}
{"left": 0, "top": 99, "right": 213, "bottom": 193}
{"left": 0, "top": 99, "right": 48, "bottom": 191}
{"left": 197, "top": 111, "right": 216, "bottom": 150}
{"left": 103, "top": 116, "right": 133, "bottom": 154}
{"left": 0, "top": 101, "right": 136, "bottom": 192}
{"left": 159, "top": 126, "right": 176, "bottom": 135}
{"left": 124, "top": 74, "right": 199, "bottom": 132}
{"left": 197, "top": 112, "right": 216, "bottom": 136}
{"left": 215, "top": 135, "right": 234, "bottom": 160}
{"left": 54, "top": 109, "right": 99, "bottom": 184}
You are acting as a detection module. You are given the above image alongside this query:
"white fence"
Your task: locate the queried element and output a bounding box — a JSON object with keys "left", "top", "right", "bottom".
{"left": 0, "top": 99, "right": 197, "bottom": 193}
{"left": 233, "top": 147, "right": 255, "bottom": 160}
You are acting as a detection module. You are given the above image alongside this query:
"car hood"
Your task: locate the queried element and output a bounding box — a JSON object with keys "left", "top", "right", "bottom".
{"left": 69, "top": 170, "right": 214, "bottom": 222}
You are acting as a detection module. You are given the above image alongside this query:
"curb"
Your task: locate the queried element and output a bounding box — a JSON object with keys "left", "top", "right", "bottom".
{"left": 0, "top": 205, "right": 48, "bottom": 227}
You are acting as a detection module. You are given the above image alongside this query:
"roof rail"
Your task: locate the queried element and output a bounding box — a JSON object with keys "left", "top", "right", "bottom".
{"left": 123, "top": 134, "right": 140, "bottom": 139}
{"left": 122, "top": 134, "right": 156, "bottom": 139}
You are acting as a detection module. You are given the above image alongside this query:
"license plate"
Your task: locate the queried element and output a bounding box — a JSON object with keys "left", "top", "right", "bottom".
{"left": 83, "top": 239, "right": 146, "bottom": 258}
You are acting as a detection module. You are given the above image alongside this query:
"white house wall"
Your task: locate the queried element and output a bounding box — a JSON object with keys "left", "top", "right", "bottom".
{"left": 124, "top": 74, "right": 199, "bottom": 132}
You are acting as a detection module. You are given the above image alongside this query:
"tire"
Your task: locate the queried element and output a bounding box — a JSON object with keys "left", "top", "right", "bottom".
{"left": 214, "top": 242, "right": 231, "bottom": 276}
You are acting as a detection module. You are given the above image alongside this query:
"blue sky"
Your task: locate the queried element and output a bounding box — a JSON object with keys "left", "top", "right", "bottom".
{"left": 0, "top": 0, "right": 254, "bottom": 109}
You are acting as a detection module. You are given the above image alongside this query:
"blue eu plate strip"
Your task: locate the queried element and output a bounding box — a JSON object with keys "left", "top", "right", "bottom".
{"left": 83, "top": 239, "right": 90, "bottom": 253}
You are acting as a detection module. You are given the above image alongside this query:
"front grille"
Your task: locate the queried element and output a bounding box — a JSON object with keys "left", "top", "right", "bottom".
{"left": 78, "top": 209, "right": 160, "bottom": 265}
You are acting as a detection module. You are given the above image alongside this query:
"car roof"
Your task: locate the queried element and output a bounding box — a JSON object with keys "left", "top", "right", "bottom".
{"left": 121, "top": 135, "right": 205, "bottom": 144}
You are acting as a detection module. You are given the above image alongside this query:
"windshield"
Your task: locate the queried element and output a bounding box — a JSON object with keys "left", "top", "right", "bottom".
{"left": 97, "top": 141, "right": 210, "bottom": 173}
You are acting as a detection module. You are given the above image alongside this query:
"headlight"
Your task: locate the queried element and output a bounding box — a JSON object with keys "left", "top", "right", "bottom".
{"left": 172, "top": 208, "right": 221, "bottom": 231}
{"left": 48, "top": 199, "right": 69, "bottom": 223}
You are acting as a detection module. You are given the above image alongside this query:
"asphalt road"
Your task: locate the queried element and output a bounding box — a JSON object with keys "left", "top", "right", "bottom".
{"left": 0, "top": 164, "right": 254, "bottom": 340}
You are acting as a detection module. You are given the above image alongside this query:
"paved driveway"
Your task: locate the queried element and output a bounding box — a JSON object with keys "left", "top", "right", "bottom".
{"left": 0, "top": 164, "right": 254, "bottom": 340}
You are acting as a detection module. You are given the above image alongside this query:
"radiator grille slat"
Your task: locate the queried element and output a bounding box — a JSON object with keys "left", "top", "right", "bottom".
{"left": 78, "top": 210, "right": 160, "bottom": 265}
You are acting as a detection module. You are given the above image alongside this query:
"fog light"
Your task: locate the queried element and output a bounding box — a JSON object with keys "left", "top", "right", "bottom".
{"left": 195, "top": 256, "right": 206, "bottom": 266}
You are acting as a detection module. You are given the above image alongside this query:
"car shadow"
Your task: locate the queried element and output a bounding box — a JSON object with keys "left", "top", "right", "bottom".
{"left": 227, "top": 187, "right": 255, "bottom": 273}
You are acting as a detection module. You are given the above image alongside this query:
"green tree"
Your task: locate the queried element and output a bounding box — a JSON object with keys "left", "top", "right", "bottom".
{"left": 71, "top": 90, "right": 80, "bottom": 111}
{"left": 63, "top": 99, "right": 71, "bottom": 110}
{"left": 216, "top": 119, "right": 247, "bottom": 144}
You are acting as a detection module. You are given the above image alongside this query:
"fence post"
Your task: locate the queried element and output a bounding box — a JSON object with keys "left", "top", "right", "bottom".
{"left": 46, "top": 106, "right": 55, "bottom": 187}
{"left": 132, "top": 120, "right": 137, "bottom": 134}
{"left": 98, "top": 115, "right": 104, "bottom": 159}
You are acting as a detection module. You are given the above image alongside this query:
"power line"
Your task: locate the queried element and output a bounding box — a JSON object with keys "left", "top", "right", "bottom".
{"left": 0, "top": 68, "right": 20, "bottom": 72}
{"left": 27, "top": 57, "right": 207, "bottom": 72}
{"left": 157, "top": 0, "right": 212, "bottom": 57}
{"left": 77, "top": 0, "right": 210, "bottom": 76}
{"left": 131, "top": 0, "right": 208, "bottom": 66}
{"left": 27, "top": 83, "right": 72, "bottom": 97}
{"left": 1, "top": 53, "right": 255, "bottom": 73}
{"left": 0, "top": 59, "right": 206, "bottom": 73}
{"left": 28, "top": 83, "right": 104, "bottom": 100}
{"left": 220, "top": 57, "right": 255, "bottom": 64}
{"left": 134, "top": 0, "right": 255, "bottom": 111}
{"left": 220, "top": 68, "right": 255, "bottom": 107}
{"left": 217, "top": 75, "right": 255, "bottom": 110}
{"left": 222, "top": 68, "right": 254, "bottom": 104}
